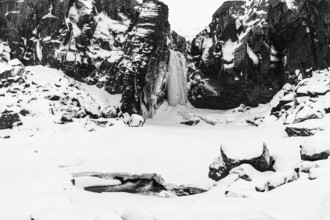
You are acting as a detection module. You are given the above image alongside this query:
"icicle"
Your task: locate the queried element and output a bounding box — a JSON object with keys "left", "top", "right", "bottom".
{"left": 49, "top": 3, "right": 53, "bottom": 15}
{"left": 167, "top": 50, "right": 188, "bottom": 106}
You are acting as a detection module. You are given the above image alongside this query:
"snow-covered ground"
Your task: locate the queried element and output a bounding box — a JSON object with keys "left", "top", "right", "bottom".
{"left": 1, "top": 66, "right": 330, "bottom": 220}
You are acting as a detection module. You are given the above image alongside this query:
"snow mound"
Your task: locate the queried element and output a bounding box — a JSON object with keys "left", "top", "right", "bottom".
{"left": 121, "top": 207, "right": 156, "bottom": 220}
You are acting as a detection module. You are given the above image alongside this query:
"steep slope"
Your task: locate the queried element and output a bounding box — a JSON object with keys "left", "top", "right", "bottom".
{"left": 190, "top": 0, "right": 330, "bottom": 110}
{"left": 0, "top": 0, "right": 188, "bottom": 118}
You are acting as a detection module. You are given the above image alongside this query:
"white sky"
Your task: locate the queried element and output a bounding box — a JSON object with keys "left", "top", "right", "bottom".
{"left": 137, "top": 0, "right": 225, "bottom": 40}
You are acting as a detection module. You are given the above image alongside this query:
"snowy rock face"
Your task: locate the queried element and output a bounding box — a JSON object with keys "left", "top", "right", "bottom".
{"left": 270, "top": 69, "right": 330, "bottom": 125}
{"left": 190, "top": 0, "right": 330, "bottom": 110}
{"left": 0, "top": 0, "right": 186, "bottom": 118}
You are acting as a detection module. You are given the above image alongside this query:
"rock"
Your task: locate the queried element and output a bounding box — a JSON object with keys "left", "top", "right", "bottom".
{"left": 74, "top": 172, "right": 206, "bottom": 198}
{"left": 246, "top": 120, "right": 259, "bottom": 127}
{"left": 180, "top": 119, "right": 200, "bottom": 126}
{"left": 209, "top": 142, "right": 274, "bottom": 181}
{"left": 285, "top": 127, "right": 322, "bottom": 137}
{"left": 190, "top": 0, "right": 330, "bottom": 110}
{"left": 19, "top": 109, "right": 30, "bottom": 116}
{"left": 102, "top": 106, "right": 118, "bottom": 118}
{"left": 256, "top": 170, "right": 299, "bottom": 192}
{"left": 121, "top": 112, "right": 131, "bottom": 125}
{"left": 0, "top": 111, "right": 21, "bottom": 130}
{"left": 295, "top": 161, "right": 320, "bottom": 174}
{"left": 300, "top": 138, "right": 330, "bottom": 161}
{"left": 129, "top": 114, "right": 145, "bottom": 127}
{"left": 78, "top": 97, "right": 102, "bottom": 119}
{"left": 61, "top": 111, "right": 76, "bottom": 123}
{"left": 0, "top": 0, "right": 179, "bottom": 118}
{"left": 82, "top": 173, "right": 166, "bottom": 194}
{"left": 293, "top": 105, "right": 324, "bottom": 123}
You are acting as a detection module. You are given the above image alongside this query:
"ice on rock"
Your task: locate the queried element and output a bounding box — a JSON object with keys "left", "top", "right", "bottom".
{"left": 167, "top": 50, "right": 188, "bottom": 106}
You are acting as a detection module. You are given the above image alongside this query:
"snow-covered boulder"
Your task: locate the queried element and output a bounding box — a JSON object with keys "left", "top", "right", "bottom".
{"left": 129, "top": 114, "right": 145, "bottom": 127}
{"left": 209, "top": 142, "right": 274, "bottom": 181}
{"left": 300, "top": 138, "right": 330, "bottom": 161}
{"left": 285, "top": 127, "right": 322, "bottom": 137}
{"left": 256, "top": 170, "right": 299, "bottom": 192}
{"left": 78, "top": 96, "right": 102, "bottom": 119}
{"left": 293, "top": 105, "right": 324, "bottom": 123}
{"left": 102, "top": 106, "right": 118, "bottom": 118}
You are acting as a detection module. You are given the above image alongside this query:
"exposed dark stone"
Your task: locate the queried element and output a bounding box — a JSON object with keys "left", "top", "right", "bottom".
{"left": 209, "top": 143, "right": 274, "bottom": 181}
{"left": 0, "top": 111, "right": 21, "bottom": 129}
{"left": 285, "top": 127, "right": 321, "bottom": 137}
{"left": 84, "top": 173, "right": 166, "bottom": 194}
{"left": 180, "top": 119, "right": 200, "bottom": 126}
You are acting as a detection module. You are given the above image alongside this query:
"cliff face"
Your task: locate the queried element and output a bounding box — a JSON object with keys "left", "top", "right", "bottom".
{"left": 190, "top": 0, "right": 330, "bottom": 109}
{"left": 0, "top": 0, "right": 184, "bottom": 118}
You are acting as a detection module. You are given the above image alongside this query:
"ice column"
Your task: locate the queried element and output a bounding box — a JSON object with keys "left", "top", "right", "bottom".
{"left": 167, "top": 50, "right": 188, "bottom": 106}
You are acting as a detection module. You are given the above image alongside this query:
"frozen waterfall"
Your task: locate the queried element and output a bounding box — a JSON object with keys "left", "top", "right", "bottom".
{"left": 167, "top": 50, "right": 188, "bottom": 106}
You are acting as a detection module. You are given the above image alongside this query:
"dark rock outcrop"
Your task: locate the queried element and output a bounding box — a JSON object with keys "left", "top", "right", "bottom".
{"left": 209, "top": 143, "right": 274, "bottom": 181}
{"left": 190, "top": 0, "right": 330, "bottom": 110}
{"left": 0, "top": 0, "right": 187, "bottom": 118}
{"left": 0, "top": 111, "right": 21, "bottom": 130}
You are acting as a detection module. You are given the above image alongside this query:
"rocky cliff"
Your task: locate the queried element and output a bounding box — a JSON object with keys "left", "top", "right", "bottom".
{"left": 0, "top": 0, "right": 187, "bottom": 118}
{"left": 190, "top": 0, "right": 330, "bottom": 109}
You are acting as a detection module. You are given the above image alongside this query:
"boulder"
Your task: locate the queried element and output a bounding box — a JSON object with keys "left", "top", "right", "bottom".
{"left": 256, "top": 170, "right": 299, "bottom": 192}
{"left": 61, "top": 111, "right": 76, "bottom": 123}
{"left": 300, "top": 138, "right": 330, "bottom": 161}
{"left": 78, "top": 97, "right": 102, "bottom": 119}
{"left": 102, "top": 106, "right": 118, "bottom": 118}
{"left": 129, "top": 114, "right": 145, "bottom": 127}
{"left": 285, "top": 127, "right": 321, "bottom": 137}
{"left": 0, "top": 111, "right": 21, "bottom": 129}
{"left": 293, "top": 105, "right": 324, "bottom": 123}
{"left": 209, "top": 142, "right": 274, "bottom": 181}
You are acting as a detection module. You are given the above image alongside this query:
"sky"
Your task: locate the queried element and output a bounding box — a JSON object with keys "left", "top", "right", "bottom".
{"left": 138, "top": 0, "right": 226, "bottom": 40}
